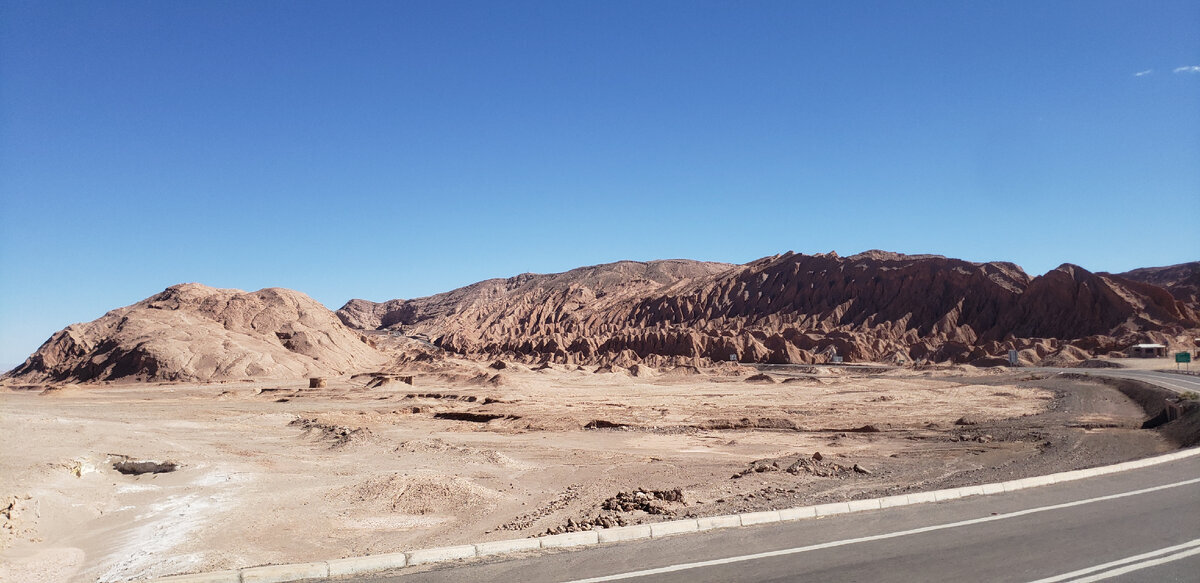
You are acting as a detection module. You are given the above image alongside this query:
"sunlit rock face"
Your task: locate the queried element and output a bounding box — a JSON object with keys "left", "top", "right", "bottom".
{"left": 337, "top": 252, "right": 1200, "bottom": 367}
{"left": 6, "top": 283, "right": 385, "bottom": 383}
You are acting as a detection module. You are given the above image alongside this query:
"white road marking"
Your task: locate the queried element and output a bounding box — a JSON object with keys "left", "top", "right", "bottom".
{"left": 1098, "top": 371, "right": 1200, "bottom": 393}
{"left": 1037, "top": 546, "right": 1200, "bottom": 582}
{"left": 558, "top": 477, "right": 1200, "bottom": 583}
{"left": 1025, "top": 539, "right": 1200, "bottom": 582}
{"left": 1046, "top": 368, "right": 1200, "bottom": 394}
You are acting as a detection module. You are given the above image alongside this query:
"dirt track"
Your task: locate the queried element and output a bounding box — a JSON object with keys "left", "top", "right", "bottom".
{"left": 0, "top": 362, "right": 1179, "bottom": 582}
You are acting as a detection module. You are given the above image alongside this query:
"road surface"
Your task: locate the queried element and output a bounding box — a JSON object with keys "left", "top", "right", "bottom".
{"left": 1035, "top": 367, "right": 1200, "bottom": 396}
{"left": 339, "top": 455, "right": 1200, "bottom": 582}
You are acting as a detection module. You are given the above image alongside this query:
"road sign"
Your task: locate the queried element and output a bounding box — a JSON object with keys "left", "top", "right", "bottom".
{"left": 1008, "top": 350, "right": 1019, "bottom": 366}
{"left": 1177, "top": 352, "right": 1192, "bottom": 363}
{"left": 729, "top": 354, "right": 737, "bottom": 362}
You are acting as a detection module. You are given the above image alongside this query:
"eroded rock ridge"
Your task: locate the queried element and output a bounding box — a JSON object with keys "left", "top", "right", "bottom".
{"left": 341, "top": 253, "right": 1200, "bottom": 366}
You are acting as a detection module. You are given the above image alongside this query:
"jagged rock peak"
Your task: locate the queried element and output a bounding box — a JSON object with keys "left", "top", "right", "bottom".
{"left": 335, "top": 258, "right": 736, "bottom": 332}
{"left": 1117, "top": 262, "right": 1200, "bottom": 304}
{"left": 337, "top": 251, "right": 1199, "bottom": 367}
{"left": 846, "top": 250, "right": 947, "bottom": 262}
{"left": 8, "top": 252, "right": 1199, "bottom": 384}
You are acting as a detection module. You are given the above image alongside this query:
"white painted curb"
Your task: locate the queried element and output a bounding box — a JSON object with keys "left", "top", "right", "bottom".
{"left": 539, "top": 530, "right": 599, "bottom": 548}
{"left": 738, "top": 510, "right": 781, "bottom": 525}
{"left": 696, "top": 514, "right": 741, "bottom": 530}
{"left": 474, "top": 537, "right": 541, "bottom": 556}
{"left": 778, "top": 506, "right": 817, "bottom": 521}
{"left": 153, "top": 572, "right": 240, "bottom": 583}
{"left": 241, "top": 562, "right": 328, "bottom": 583}
{"left": 649, "top": 519, "right": 699, "bottom": 537}
{"left": 326, "top": 552, "right": 407, "bottom": 577}
{"left": 596, "top": 524, "right": 652, "bottom": 543}
{"left": 406, "top": 544, "right": 477, "bottom": 566}
{"left": 150, "top": 446, "right": 1200, "bottom": 583}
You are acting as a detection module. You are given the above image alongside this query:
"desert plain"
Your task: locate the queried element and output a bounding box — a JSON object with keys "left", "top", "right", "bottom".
{"left": 0, "top": 358, "right": 1177, "bottom": 582}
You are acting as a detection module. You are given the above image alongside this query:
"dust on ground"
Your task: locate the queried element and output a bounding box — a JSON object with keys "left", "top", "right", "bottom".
{"left": 0, "top": 361, "right": 1177, "bottom": 582}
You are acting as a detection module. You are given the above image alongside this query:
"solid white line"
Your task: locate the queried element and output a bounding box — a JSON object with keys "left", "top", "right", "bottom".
{"left": 1095, "top": 371, "right": 1200, "bottom": 392}
{"left": 558, "top": 477, "right": 1200, "bottom": 583}
{"left": 1049, "top": 546, "right": 1200, "bottom": 583}
{"left": 1024, "top": 539, "right": 1200, "bottom": 583}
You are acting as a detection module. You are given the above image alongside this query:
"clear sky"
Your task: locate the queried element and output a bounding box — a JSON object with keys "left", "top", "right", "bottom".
{"left": 1, "top": 1, "right": 1198, "bottom": 370}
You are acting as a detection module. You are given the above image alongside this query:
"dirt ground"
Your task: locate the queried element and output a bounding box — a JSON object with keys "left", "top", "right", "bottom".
{"left": 0, "top": 361, "right": 1177, "bottom": 582}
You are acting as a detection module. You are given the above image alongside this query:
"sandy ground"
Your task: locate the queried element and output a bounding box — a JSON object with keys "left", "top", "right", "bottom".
{"left": 0, "top": 361, "right": 1175, "bottom": 582}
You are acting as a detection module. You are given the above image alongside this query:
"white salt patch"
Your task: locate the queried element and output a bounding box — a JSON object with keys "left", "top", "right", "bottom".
{"left": 94, "top": 469, "right": 247, "bottom": 582}
{"left": 115, "top": 484, "right": 159, "bottom": 495}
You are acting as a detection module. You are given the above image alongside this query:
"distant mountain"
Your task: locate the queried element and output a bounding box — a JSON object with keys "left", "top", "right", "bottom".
{"left": 336, "top": 258, "right": 734, "bottom": 334}
{"left": 7, "top": 253, "right": 1198, "bottom": 384}
{"left": 3, "top": 284, "right": 385, "bottom": 383}
{"left": 1117, "top": 262, "right": 1200, "bottom": 305}
{"left": 339, "top": 252, "right": 1200, "bottom": 367}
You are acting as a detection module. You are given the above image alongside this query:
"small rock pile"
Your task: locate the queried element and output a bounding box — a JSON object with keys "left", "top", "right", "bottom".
{"left": 542, "top": 514, "right": 630, "bottom": 535}
{"left": 289, "top": 417, "right": 372, "bottom": 448}
{"left": 600, "top": 488, "right": 683, "bottom": 514}
{"left": 733, "top": 452, "right": 868, "bottom": 479}
{"left": 540, "top": 488, "right": 685, "bottom": 536}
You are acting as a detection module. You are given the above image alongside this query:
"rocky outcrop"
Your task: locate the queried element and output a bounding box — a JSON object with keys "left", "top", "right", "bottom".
{"left": 10, "top": 254, "right": 1198, "bottom": 384}
{"left": 996, "top": 264, "right": 1197, "bottom": 340}
{"left": 336, "top": 259, "right": 735, "bottom": 340}
{"left": 1118, "top": 262, "right": 1200, "bottom": 305}
{"left": 340, "top": 252, "right": 1200, "bottom": 366}
{"left": 4, "top": 284, "right": 386, "bottom": 383}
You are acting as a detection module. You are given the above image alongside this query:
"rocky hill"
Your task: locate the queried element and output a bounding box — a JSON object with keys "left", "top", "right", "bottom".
{"left": 4, "top": 284, "right": 386, "bottom": 383}
{"left": 7, "top": 253, "right": 1198, "bottom": 384}
{"left": 336, "top": 259, "right": 735, "bottom": 338}
{"left": 340, "top": 252, "right": 1200, "bottom": 367}
{"left": 1118, "top": 261, "right": 1200, "bottom": 305}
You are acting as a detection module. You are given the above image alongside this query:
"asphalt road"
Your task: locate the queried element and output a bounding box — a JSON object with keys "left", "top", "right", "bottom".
{"left": 329, "top": 365, "right": 1200, "bottom": 583}
{"left": 343, "top": 455, "right": 1200, "bottom": 583}
{"left": 1035, "top": 368, "right": 1200, "bottom": 396}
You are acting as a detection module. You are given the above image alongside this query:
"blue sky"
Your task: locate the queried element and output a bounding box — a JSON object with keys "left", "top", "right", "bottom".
{"left": 1, "top": 1, "right": 1198, "bottom": 370}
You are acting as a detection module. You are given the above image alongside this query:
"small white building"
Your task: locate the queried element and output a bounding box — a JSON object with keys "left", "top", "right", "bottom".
{"left": 1128, "top": 343, "right": 1167, "bottom": 358}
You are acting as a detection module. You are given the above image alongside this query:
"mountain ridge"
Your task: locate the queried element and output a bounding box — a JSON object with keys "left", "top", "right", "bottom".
{"left": 5, "top": 253, "right": 1198, "bottom": 384}
{"left": 337, "top": 252, "right": 1199, "bottom": 367}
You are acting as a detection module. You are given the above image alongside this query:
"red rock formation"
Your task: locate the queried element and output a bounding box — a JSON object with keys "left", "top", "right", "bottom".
{"left": 341, "top": 252, "right": 1200, "bottom": 366}
{"left": 996, "top": 264, "right": 1197, "bottom": 340}
{"left": 1118, "top": 262, "right": 1200, "bottom": 305}
{"left": 335, "top": 259, "right": 735, "bottom": 343}
{"left": 9, "top": 253, "right": 1198, "bottom": 384}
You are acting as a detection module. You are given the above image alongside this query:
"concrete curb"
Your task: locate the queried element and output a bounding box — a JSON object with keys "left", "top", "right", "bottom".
{"left": 152, "top": 572, "right": 240, "bottom": 583}
{"left": 539, "top": 530, "right": 599, "bottom": 549}
{"left": 650, "top": 519, "right": 699, "bottom": 537}
{"left": 596, "top": 524, "right": 652, "bottom": 543}
{"left": 696, "top": 514, "right": 740, "bottom": 530}
{"left": 405, "top": 544, "right": 476, "bottom": 566}
{"left": 474, "top": 537, "right": 541, "bottom": 557}
{"left": 326, "top": 553, "right": 406, "bottom": 577}
{"left": 151, "top": 446, "right": 1200, "bottom": 583}
{"left": 240, "top": 562, "right": 328, "bottom": 583}
{"left": 737, "top": 510, "right": 781, "bottom": 526}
